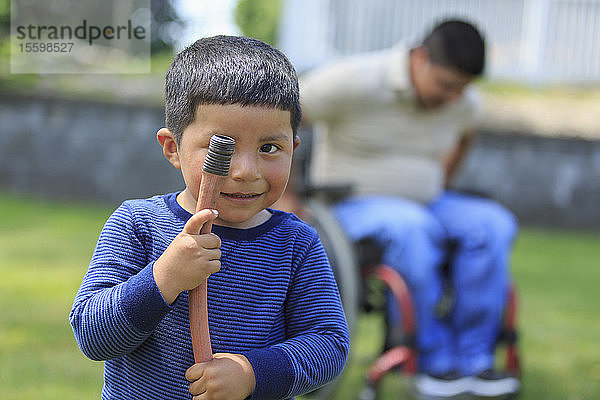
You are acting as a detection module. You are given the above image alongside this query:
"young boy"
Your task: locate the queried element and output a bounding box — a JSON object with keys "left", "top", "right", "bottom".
{"left": 69, "top": 35, "right": 349, "bottom": 400}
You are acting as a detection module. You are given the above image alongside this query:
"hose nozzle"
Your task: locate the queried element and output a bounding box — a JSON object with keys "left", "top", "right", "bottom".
{"left": 202, "top": 135, "right": 236, "bottom": 176}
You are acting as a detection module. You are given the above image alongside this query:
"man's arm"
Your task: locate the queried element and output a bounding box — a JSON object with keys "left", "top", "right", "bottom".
{"left": 444, "top": 129, "right": 477, "bottom": 186}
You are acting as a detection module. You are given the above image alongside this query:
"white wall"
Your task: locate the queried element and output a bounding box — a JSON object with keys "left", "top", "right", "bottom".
{"left": 279, "top": 0, "right": 600, "bottom": 83}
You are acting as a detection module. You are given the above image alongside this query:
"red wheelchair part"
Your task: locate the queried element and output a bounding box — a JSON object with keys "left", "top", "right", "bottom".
{"left": 362, "top": 264, "right": 521, "bottom": 389}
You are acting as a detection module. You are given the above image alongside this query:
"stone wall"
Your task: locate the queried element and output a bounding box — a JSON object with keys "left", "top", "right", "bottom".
{"left": 452, "top": 132, "right": 600, "bottom": 229}
{"left": 1, "top": 94, "right": 598, "bottom": 229}
{"left": 0, "top": 94, "right": 182, "bottom": 204}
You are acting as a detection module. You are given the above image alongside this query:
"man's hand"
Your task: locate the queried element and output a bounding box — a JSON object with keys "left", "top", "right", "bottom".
{"left": 186, "top": 353, "right": 256, "bottom": 400}
{"left": 443, "top": 130, "right": 476, "bottom": 186}
{"left": 153, "top": 209, "right": 222, "bottom": 305}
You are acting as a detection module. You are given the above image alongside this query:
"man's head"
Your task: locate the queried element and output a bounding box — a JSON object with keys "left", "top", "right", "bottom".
{"left": 164, "top": 35, "right": 302, "bottom": 146}
{"left": 409, "top": 19, "right": 485, "bottom": 110}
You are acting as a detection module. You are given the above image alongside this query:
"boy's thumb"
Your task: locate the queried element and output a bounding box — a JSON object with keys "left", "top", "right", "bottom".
{"left": 183, "top": 209, "right": 219, "bottom": 235}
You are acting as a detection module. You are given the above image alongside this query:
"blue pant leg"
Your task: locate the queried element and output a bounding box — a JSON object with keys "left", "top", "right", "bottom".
{"left": 429, "top": 191, "right": 518, "bottom": 376}
{"left": 334, "top": 196, "right": 454, "bottom": 375}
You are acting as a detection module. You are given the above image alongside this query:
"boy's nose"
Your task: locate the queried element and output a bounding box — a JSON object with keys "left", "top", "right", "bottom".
{"left": 229, "top": 152, "right": 261, "bottom": 181}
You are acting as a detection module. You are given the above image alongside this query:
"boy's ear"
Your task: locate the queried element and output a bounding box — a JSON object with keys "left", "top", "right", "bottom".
{"left": 157, "top": 128, "right": 181, "bottom": 170}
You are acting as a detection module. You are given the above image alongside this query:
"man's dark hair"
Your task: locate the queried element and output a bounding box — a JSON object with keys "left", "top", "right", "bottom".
{"left": 423, "top": 19, "right": 485, "bottom": 77}
{"left": 165, "top": 35, "right": 302, "bottom": 145}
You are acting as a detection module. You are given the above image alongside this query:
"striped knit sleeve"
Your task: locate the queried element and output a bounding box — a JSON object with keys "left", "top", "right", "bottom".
{"left": 245, "top": 232, "right": 350, "bottom": 398}
{"left": 69, "top": 202, "right": 172, "bottom": 361}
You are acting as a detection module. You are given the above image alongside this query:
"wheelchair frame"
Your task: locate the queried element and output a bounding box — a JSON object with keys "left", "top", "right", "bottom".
{"left": 302, "top": 197, "right": 521, "bottom": 400}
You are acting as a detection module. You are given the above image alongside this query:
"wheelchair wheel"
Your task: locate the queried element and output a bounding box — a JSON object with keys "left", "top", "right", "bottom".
{"left": 301, "top": 198, "right": 360, "bottom": 400}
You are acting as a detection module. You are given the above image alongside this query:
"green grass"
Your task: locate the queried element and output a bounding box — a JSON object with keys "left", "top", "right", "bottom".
{"left": 0, "top": 194, "right": 112, "bottom": 399}
{"left": 1, "top": 193, "right": 599, "bottom": 399}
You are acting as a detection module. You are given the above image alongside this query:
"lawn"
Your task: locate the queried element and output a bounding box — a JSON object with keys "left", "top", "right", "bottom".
{"left": 0, "top": 193, "right": 598, "bottom": 399}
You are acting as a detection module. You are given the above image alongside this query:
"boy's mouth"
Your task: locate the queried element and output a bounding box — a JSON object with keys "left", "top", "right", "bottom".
{"left": 221, "top": 192, "right": 262, "bottom": 201}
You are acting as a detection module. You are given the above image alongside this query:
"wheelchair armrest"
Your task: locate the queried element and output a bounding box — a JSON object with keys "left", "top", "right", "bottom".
{"left": 355, "top": 237, "right": 384, "bottom": 269}
{"left": 447, "top": 186, "right": 494, "bottom": 200}
{"left": 302, "top": 183, "right": 354, "bottom": 203}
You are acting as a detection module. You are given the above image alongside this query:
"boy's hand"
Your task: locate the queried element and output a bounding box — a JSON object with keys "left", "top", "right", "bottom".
{"left": 154, "top": 209, "right": 221, "bottom": 305}
{"left": 186, "top": 353, "right": 256, "bottom": 400}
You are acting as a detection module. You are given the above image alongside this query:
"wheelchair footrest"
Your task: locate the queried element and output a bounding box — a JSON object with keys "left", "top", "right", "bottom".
{"left": 366, "top": 346, "right": 417, "bottom": 385}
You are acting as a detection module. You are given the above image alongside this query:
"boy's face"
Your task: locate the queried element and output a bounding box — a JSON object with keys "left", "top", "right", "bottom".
{"left": 159, "top": 104, "right": 297, "bottom": 228}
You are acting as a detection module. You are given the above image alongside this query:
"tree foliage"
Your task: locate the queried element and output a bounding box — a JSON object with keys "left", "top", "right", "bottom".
{"left": 150, "top": 0, "right": 184, "bottom": 54}
{"left": 234, "top": 0, "right": 281, "bottom": 46}
{"left": 0, "top": 0, "right": 8, "bottom": 38}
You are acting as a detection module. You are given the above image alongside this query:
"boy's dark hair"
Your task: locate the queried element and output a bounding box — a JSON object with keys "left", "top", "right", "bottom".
{"left": 165, "top": 35, "right": 302, "bottom": 145}
{"left": 423, "top": 19, "right": 485, "bottom": 77}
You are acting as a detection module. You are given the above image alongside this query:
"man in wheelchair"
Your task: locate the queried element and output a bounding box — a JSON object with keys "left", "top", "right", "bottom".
{"left": 296, "top": 19, "right": 520, "bottom": 400}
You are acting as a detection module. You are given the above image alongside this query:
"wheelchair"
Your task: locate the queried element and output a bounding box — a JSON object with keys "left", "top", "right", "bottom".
{"left": 289, "top": 129, "right": 521, "bottom": 400}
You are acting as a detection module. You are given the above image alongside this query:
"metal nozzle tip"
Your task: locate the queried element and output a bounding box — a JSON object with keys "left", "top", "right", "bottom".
{"left": 203, "top": 135, "right": 235, "bottom": 176}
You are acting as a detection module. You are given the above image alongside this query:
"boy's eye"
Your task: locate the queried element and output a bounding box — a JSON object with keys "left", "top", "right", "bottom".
{"left": 260, "top": 144, "right": 279, "bottom": 154}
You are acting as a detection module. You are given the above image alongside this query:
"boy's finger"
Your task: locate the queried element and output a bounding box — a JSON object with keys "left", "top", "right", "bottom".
{"left": 206, "top": 259, "right": 221, "bottom": 274}
{"left": 185, "top": 362, "right": 207, "bottom": 382}
{"left": 189, "top": 378, "right": 206, "bottom": 397}
{"left": 183, "top": 209, "right": 219, "bottom": 235}
{"left": 196, "top": 233, "right": 221, "bottom": 250}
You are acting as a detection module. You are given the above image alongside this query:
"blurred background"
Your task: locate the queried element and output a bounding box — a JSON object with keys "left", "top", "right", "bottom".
{"left": 0, "top": 0, "right": 599, "bottom": 399}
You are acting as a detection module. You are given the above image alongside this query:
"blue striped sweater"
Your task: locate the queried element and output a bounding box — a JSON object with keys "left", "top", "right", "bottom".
{"left": 69, "top": 192, "right": 349, "bottom": 399}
